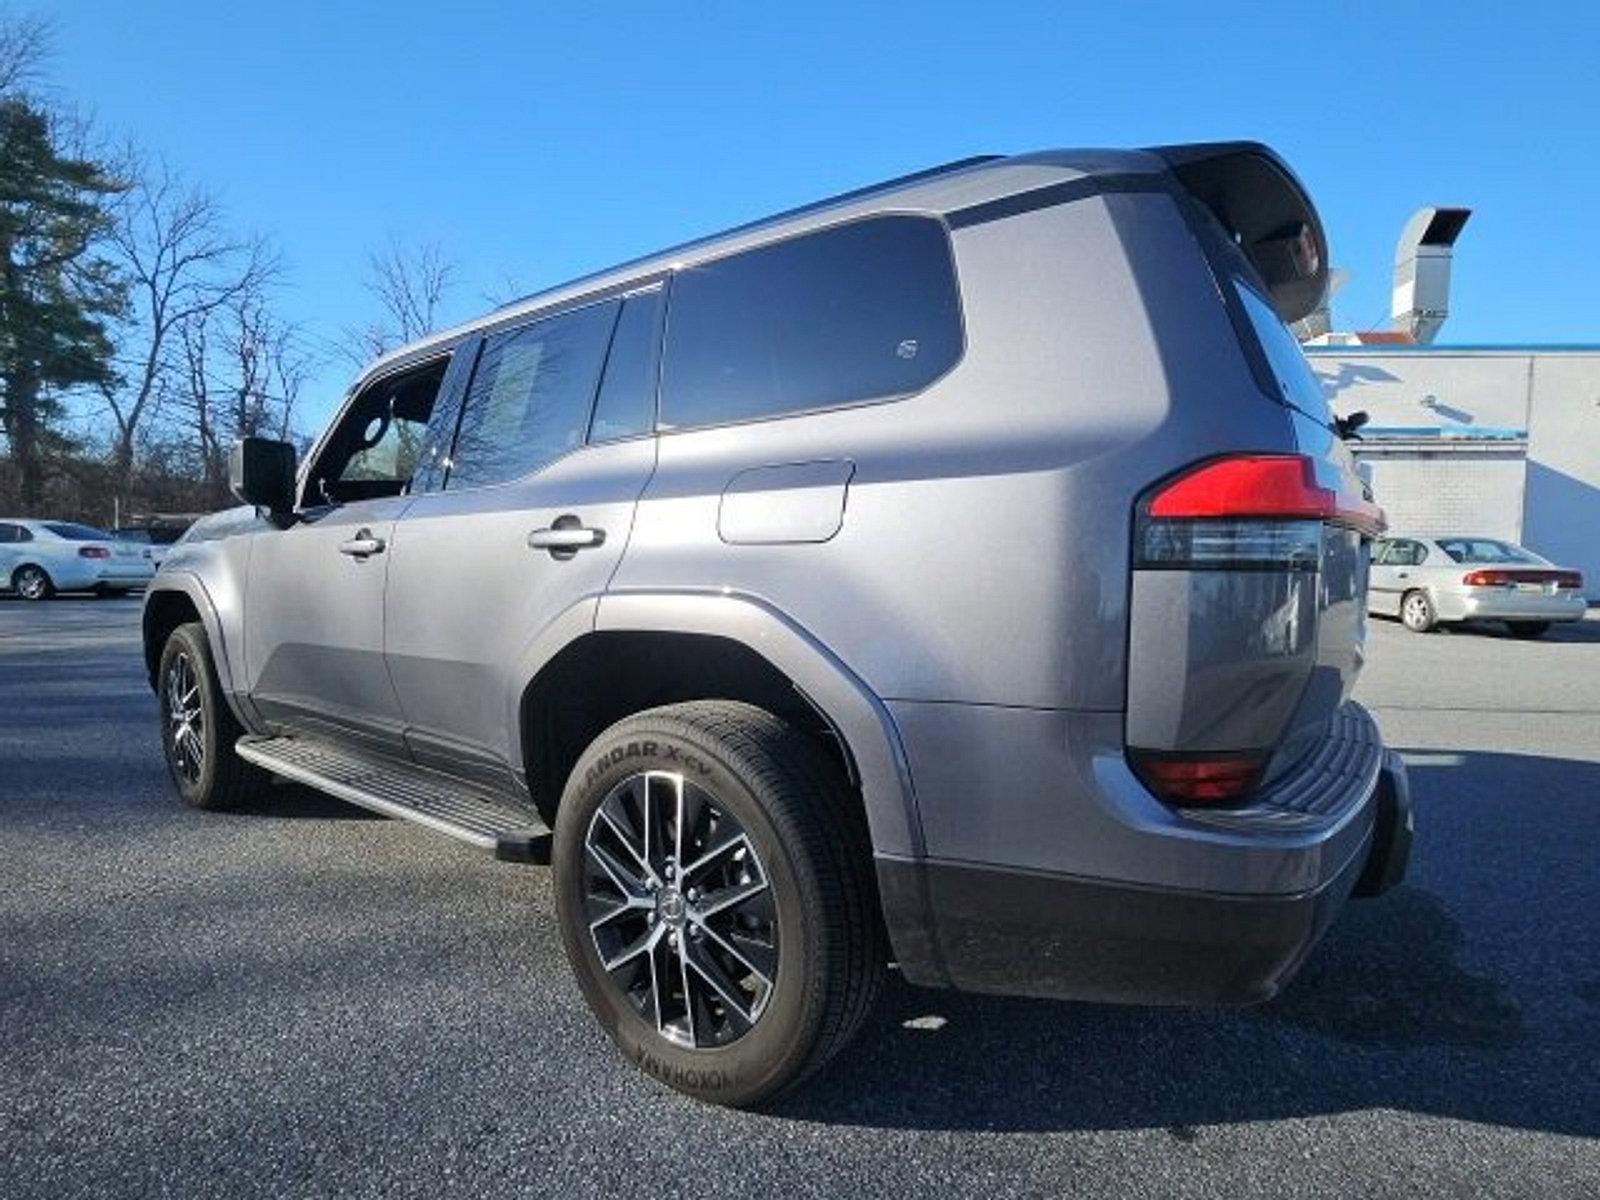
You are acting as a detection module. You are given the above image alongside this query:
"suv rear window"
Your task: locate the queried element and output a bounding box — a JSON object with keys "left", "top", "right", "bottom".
{"left": 659, "top": 215, "right": 962, "bottom": 429}
{"left": 1230, "top": 275, "right": 1332, "bottom": 422}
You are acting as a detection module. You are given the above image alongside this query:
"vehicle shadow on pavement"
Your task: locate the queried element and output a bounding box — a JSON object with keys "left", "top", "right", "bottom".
{"left": 775, "top": 750, "right": 1599, "bottom": 1139}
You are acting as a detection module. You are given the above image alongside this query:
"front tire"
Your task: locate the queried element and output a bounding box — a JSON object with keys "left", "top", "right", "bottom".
{"left": 157, "top": 622, "right": 269, "bottom": 810}
{"left": 1401, "top": 589, "right": 1438, "bottom": 632}
{"left": 1507, "top": 621, "right": 1550, "bottom": 639}
{"left": 553, "top": 700, "right": 886, "bottom": 1108}
{"left": 13, "top": 564, "right": 54, "bottom": 601}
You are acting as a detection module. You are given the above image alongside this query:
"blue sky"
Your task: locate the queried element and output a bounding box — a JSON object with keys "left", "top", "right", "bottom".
{"left": 40, "top": 0, "right": 1600, "bottom": 426}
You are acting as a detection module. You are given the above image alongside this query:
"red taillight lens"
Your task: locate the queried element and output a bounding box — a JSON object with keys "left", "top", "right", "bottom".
{"left": 1145, "top": 453, "right": 1384, "bottom": 535}
{"left": 1128, "top": 750, "right": 1267, "bottom": 806}
{"left": 78, "top": 546, "right": 110, "bottom": 559}
{"left": 1463, "top": 569, "right": 1584, "bottom": 589}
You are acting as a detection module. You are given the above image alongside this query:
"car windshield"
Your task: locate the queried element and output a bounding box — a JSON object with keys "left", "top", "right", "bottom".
{"left": 113, "top": 529, "right": 152, "bottom": 543}
{"left": 42, "top": 522, "right": 111, "bottom": 541}
{"left": 1435, "top": 538, "right": 1541, "bottom": 564}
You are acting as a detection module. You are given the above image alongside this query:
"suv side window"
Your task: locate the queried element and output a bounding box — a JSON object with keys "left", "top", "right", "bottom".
{"left": 306, "top": 355, "right": 453, "bottom": 506}
{"left": 588, "top": 287, "right": 663, "bottom": 443}
{"left": 659, "top": 215, "right": 962, "bottom": 430}
{"left": 447, "top": 300, "right": 619, "bottom": 490}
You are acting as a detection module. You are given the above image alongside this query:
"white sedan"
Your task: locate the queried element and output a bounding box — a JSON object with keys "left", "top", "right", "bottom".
{"left": 1369, "top": 535, "right": 1587, "bottom": 637}
{"left": 0, "top": 519, "right": 155, "bottom": 600}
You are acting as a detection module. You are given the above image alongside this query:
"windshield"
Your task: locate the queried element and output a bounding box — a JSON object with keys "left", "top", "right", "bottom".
{"left": 113, "top": 529, "right": 152, "bottom": 543}
{"left": 1435, "top": 538, "right": 1542, "bottom": 564}
{"left": 43, "top": 522, "right": 111, "bottom": 541}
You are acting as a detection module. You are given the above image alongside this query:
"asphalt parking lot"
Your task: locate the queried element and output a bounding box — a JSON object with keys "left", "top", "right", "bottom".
{"left": 2, "top": 598, "right": 1597, "bottom": 1198}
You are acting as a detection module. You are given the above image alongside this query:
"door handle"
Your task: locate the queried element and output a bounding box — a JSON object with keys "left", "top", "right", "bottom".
{"left": 1396, "top": 571, "right": 1409, "bottom": 579}
{"left": 338, "top": 529, "right": 386, "bottom": 558}
{"left": 528, "top": 516, "right": 605, "bottom": 557}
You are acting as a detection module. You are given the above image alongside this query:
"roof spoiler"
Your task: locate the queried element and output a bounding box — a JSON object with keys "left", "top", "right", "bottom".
{"left": 1147, "top": 142, "right": 1329, "bottom": 325}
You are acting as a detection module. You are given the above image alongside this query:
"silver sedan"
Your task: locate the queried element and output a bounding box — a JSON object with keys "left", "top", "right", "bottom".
{"left": 1369, "top": 535, "right": 1587, "bottom": 637}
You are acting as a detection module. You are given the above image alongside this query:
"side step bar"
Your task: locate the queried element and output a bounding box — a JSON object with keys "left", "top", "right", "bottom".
{"left": 235, "top": 735, "right": 551, "bottom": 864}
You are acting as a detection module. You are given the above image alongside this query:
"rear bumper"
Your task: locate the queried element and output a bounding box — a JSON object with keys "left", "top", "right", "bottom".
{"left": 1442, "top": 589, "right": 1586, "bottom": 623}
{"left": 878, "top": 703, "right": 1409, "bottom": 1005}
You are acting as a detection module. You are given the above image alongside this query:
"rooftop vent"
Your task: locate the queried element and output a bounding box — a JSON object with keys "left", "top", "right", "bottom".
{"left": 1391, "top": 206, "right": 1471, "bottom": 344}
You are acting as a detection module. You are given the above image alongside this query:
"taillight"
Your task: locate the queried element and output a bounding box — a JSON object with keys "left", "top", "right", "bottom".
{"left": 78, "top": 546, "right": 110, "bottom": 559}
{"left": 1128, "top": 749, "right": 1267, "bottom": 805}
{"left": 1143, "top": 453, "right": 1384, "bottom": 535}
{"left": 1128, "top": 453, "right": 1382, "bottom": 808}
{"left": 1463, "top": 569, "right": 1584, "bottom": 589}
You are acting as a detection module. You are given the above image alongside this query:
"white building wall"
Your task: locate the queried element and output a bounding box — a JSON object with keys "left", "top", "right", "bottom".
{"left": 1523, "top": 356, "right": 1600, "bottom": 594}
{"left": 1356, "top": 450, "right": 1525, "bottom": 542}
{"left": 1309, "top": 348, "right": 1600, "bottom": 600}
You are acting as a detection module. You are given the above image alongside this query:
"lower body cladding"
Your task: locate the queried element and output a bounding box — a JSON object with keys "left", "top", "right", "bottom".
{"left": 875, "top": 700, "right": 1410, "bottom": 1004}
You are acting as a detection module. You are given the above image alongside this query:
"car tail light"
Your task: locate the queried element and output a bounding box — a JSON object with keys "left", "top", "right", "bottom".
{"left": 1144, "top": 453, "right": 1384, "bottom": 533}
{"left": 1127, "top": 749, "right": 1267, "bottom": 805}
{"left": 1129, "top": 453, "right": 1382, "bottom": 809}
{"left": 1462, "top": 569, "right": 1584, "bottom": 589}
{"left": 78, "top": 546, "right": 110, "bottom": 559}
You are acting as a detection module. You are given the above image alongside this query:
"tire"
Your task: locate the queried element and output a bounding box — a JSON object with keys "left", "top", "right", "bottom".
{"left": 553, "top": 700, "right": 886, "bottom": 1108}
{"left": 1507, "top": 621, "right": 1550, "bottom": 639}
{"left": 156, "top": 622, "right": 270, "bottom": 810}
{"left": 1400, "top": 589, "right": 1438, "bottom": 633}
{"left": 12, "top": 564, "right": 54, "bottom": 601}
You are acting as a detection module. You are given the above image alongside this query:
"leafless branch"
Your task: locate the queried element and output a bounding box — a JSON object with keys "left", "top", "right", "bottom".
{"left": 343, "top": 236, "right": 455, "bottom": 366}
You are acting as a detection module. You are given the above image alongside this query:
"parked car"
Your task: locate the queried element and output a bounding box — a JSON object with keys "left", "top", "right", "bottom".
{"left": 112, "top": 524, "right": 191, "bottom": 570}
{"left": 0, "top": 519, "right": 155, "bottom": 599}
{"left": 141, "top": 141, "right": 1411, "bottom": 1107}
{"left": 1369, "top": 535, "right": 1586, "bottom": 637}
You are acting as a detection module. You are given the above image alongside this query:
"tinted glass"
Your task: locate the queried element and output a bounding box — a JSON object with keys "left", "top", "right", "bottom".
{"left": 113, "top": 529, "right": 153, "bottom": 543}
{"left": 0, "top": 523, "right": 20, "bottom": 543}
{"left": 43, "top": 522, "right": 109, "bottom": 541}
{"left": 589, "top": 288, "right": 663, "bottom": 442}
{"left": 660, "top": 216, "right": 962, "bottom": 429}
{"left": 1436, "top": 538, "right": 1540, "bottom": 565}
{"left": 448, "top": 301, "right": 619, "bottom": 490}
{"left": 1232, "top": 276, "right": 1333, "bottom": 421}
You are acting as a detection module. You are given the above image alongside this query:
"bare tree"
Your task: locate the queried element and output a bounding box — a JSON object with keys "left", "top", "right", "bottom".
{"left": 100, "top": 159, "right": 277, "bottom": 486}
{"left": 344, "top": 237, "right": 454, "bottom": 365}
{"left": 0, "top": 11, "right": 49, "bottom": 97}
{"left": 172, "top": 283, "right": 313, "bottom": 503}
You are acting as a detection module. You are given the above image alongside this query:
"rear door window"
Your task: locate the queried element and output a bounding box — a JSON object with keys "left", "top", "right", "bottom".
{"left": 447, "top": 300, "right": 619, "bottom": 490}
{"left": 659, "top": 215, "right": 962, "bottom": 429}
{"left": 588, "top": 287, "right": 663, "bottom": 443}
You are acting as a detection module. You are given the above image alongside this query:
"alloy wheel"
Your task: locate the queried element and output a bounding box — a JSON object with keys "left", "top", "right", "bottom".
{"left": 16, "top": 567, "right": 48, "bottom": 600}
{"left": 582, "top": 770, "right": 778, "bottom": 1049}
{"left": 164, "top": 651, "right": 205, "bottom": 784}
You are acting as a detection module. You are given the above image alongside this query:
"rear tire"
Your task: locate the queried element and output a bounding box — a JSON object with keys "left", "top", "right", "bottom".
{"left": 553, "top": 700, "right": 886, "bottom": 1108}
{"left": 12, "top": 564, "right": 54, "bottom": 601}
{"left": 1507, "top": 621, "right": 1549, "bottom": 639}
{"left": 157, "top": 622, "right": 270, "bottom": 810}
{"left": 1400, "top": 590, "right": 1437, "bottom": 633}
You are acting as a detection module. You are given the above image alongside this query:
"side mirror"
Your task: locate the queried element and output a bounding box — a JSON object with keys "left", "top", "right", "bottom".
{"left": 1335, "top": 409, "right": 1369, "bottom": 440}
{"left": 229, "top": 437, "right": 298, "bottom": 525}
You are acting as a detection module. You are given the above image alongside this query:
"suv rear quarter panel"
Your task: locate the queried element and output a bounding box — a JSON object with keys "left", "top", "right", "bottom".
{"left": 614, "top": 190, "right": 1297, "bottom": 716}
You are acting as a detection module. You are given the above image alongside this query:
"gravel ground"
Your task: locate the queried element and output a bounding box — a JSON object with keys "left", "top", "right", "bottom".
{"left": 2, "top": 597, "right": 1597, "bottom": 1198}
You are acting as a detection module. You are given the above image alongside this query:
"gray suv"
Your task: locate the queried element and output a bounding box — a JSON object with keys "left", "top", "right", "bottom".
{"left": 142, "top": 142, "right": 1412, "bottom": 1107}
